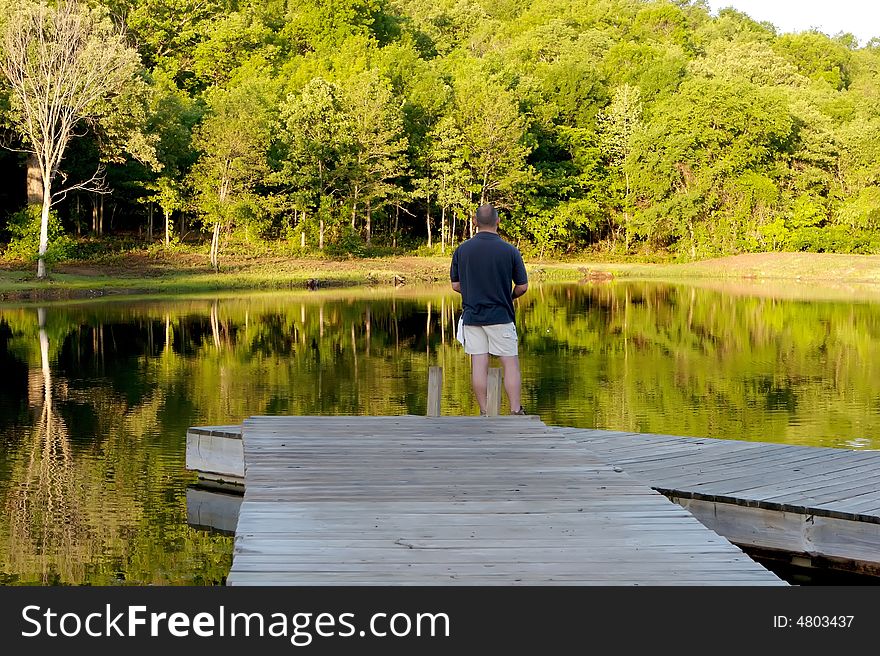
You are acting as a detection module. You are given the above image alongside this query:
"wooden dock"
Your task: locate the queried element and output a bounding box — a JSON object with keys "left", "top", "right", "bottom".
{"left": 220, "top": 415, "right": 782, "bottom": 585}
{"left": 555, "top": 428, "right": 880, "bottom": 576}
{"left": 186, "top": 425, "right": 244, "bottom": 489}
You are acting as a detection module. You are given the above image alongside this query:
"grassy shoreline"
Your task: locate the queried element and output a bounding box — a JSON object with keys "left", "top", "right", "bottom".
{"left": 2, "top": 251, "right": 880, "bottom": 302}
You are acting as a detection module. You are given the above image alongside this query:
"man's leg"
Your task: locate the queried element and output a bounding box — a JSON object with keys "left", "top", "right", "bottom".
{"left": 470, "top": 353, "right": 490, "bottom": 414}
{"left": 499, "top": 355, "right": 522, "bottom": 413}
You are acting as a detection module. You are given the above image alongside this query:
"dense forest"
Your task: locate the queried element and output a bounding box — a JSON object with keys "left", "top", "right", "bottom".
{"left": 2, "top": 0, "right": 880, "bottom": 268}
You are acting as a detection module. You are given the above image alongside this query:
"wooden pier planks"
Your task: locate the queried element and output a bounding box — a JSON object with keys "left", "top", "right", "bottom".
{"left": 558, "top": 428, "right": 880, "bottom": 572}
{"left": 559, "top": 429, "right": 880, "bottom": 520}
{"left": 226, "top": 415, "right": 782, "bottom": 586}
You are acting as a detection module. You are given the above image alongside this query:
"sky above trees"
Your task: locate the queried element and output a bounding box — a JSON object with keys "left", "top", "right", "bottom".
{"left": 704, "top": 1, "right": 880, "bottom": 45}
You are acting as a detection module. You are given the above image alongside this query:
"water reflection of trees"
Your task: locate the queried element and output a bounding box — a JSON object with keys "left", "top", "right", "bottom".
{"left": 5, "top": 286, "right": 880, "bottom": 445}
{"left": 1, "top": 285, "right": 880, "bottom": 584}
{"left": 0, "top": 307, "right": 233, "bottom": 585}
{"left": 4, "top": 309, "right": 85, "bottom": 583}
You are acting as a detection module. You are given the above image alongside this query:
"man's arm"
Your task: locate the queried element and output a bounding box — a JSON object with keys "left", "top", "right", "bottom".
{"left": 512, "top": 248, "right": 528, "bottom": 300}
{"left": 450, "top": 249, "right": 461, "bottom": 293}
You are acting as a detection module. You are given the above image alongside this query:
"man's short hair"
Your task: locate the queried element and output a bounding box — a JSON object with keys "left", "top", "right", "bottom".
{"left": 475, "top": 204, "right": 498, "bottom": 227}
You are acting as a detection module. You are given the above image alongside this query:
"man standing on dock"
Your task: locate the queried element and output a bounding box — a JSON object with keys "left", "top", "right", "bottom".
{"left": 450, "top": 203, "right": 529, "bottom": 415}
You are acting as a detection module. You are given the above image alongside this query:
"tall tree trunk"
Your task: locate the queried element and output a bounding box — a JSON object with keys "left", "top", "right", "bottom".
{"left": 26, "top": 154, "right": 42, "bottom": 206}
{"left": 212, "top": 175, "right": 230, "bottom": 270}
{"left": 351, "top": 185, "right": 358, "bottom": 230}
{"left": 164, "top": 209, "right": 171, "bottom": 246}
{"left": 624, "top": 170, "right": 631, "bottom": 252}
{"left": 319, "top": 217, "right": 324, "bottom": 250}
{"left": 210, "top": 220, "right": 221, "bottom": 271}
{"left": 441, "top": 205, "right": 446, "bottom": 254}
{"left": 37, "top": 177, "right": 51, "bottom": 279}
{"left": 450, "top": 210, "right": 456, "bottom": 248}
{"left": 393, "top": 205, "right": 398, "bottom": 248}
{"left": 148, "top": 203, "right": 154, "bottom": 241}
{"left": 426, "top": 192, "right": 432, "bottom": 249}
{"left": 301, "top": 208, "right": 307, "bottom": 249}
{"left": 366, "top": 200, "right": 371, "bottom": 245}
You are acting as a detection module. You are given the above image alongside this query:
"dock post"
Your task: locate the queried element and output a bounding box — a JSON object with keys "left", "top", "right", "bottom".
{"left": 427, "top": 366, "right": 443, "bottom": 416}
{"left": 487, "top": 367, "right": 502, "bottom": 416}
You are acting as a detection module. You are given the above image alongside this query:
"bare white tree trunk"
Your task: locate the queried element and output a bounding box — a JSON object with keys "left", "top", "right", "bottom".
{"left": 441, "top": 205, "right": 446, "bottom": 254}
{"left": 210, "top": 221, "right": 222, "bottom": 271}
{"left": 351, "top": 184, "right": 358, "bottom": 230}
{"left": 450, "top": 210, "right": 456, "bottom": 248}
{"left": 0, "top": 1, "right": 139, "bottom": 279}
{"left": 35, "top": 175, "right": 51, "bottom": 278}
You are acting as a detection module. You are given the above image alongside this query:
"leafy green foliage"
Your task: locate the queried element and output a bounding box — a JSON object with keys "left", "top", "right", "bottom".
{"left": 2, "top": 0, "right": 880, "bottom": 260}
{"left": 3, "top": 206, "right": 75, "bottom": 263}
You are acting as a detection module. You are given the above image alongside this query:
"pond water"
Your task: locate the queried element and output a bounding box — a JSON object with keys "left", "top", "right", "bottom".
{"left": 1, "top": 280, "right": 879, "bottom": 585}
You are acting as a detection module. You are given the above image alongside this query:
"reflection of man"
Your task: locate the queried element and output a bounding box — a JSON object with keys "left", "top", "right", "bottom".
{"left": 450, "top": 204, "right": 529, "bottom": 416}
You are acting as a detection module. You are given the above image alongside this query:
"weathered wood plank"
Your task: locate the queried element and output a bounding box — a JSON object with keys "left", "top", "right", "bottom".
{"left": 189, "top": 420, "right": 880, "bottom": 582}
{"left": 561, "top": 427, "right": 880, "bottom": 574}
{"left": 672, "top": 496, "right": 880, "bottom": 574}
{"left": 225, "top": 416, "right": 783, "bottom": 586}
{"left": 565, "top": 427, "right": 880, "bottom": 517}
{"left": 427, "top": 366, "right": 443, "bottom": 417}
{"left": 486, "top": 367, "right": 502, "bottom": 417}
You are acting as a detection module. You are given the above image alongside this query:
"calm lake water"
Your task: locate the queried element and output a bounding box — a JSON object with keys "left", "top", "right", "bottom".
{"left": 1, "top": 280, "right": 879, "bottom": 585}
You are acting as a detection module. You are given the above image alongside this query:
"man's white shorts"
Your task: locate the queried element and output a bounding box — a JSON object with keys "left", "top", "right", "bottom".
{"left": 461, "top": 322, "right": 518, "bottom": 356}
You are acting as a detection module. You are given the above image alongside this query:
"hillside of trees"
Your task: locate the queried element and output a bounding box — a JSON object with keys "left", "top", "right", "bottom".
{"left": 2, "top": 0, "right": 880, "bottom": 269}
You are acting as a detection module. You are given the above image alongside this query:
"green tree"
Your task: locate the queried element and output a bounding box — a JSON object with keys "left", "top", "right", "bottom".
{"left": 774, "top": 31, "right": 853, "bottom": 91}
{"left": 105, "top": 0, "right": 227, "bottom": 75}
{"left": 598, "top": 83, "right": 643, "bottom": 250}
{"left": 0, "top": 0, "right": 144, "bottom": 278}
{"left": 342, "top": 68, "right": 408, "bottom": 244}
{"left": 421, "top": 114, "right": 470, "bottom": 251}
{"left": 188, "top": 75, "right": 275, "bottom": 270}
{"left": 276, "top": 77, "right": 353, "bottom": 249}
{"left": 451, "top": 64, "right": 531, "bottom": 208}
{"left": 630, "top": 77, "right": 793, "bottom": 257}
{"left": 144, "top": 69, "right": 202, "bottom": 245}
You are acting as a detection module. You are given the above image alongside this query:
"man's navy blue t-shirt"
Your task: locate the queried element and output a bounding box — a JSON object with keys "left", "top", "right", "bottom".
{"left": 450, "top": 232, "right": 528, "bottom": 326}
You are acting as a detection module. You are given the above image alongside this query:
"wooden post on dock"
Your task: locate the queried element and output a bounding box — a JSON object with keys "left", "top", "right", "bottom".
{"left": 487, "top": 367, "right": 502, "bottom": 416}
{"left": 427, "top": 366, "right": 443, "bottom": 416}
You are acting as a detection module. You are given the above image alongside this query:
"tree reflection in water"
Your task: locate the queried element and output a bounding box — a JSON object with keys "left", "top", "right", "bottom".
{"left": 0, "top": 283, "right": 878, "bottom": 585}
{"left": 5, "top": 308, "right": 84, "bottom": 584}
